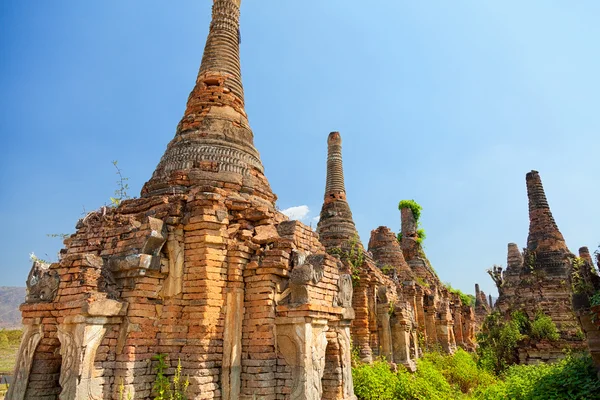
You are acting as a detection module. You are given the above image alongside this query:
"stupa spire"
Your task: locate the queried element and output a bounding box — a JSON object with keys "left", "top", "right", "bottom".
{"left": 325, "top": 131, "right": 347, "bottom": 199}
{"left": 317, "top": 132, "right": 360, "bottom": 250}
{"left": 142, "top": 0, "right": 275, "bottom": 205}
{"left": 525, "top": 170, "right": 566, "bottom": 252}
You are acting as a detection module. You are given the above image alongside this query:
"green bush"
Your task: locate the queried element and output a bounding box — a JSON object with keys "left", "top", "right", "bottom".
{"left": 398, "top": 200, "right": 422, "bottom": 222}
{"left": 445, "top": 284, "right": 475, "bottom": 307}
{"left": 353, "top": 360, "right": 398, "bottom": 400}
{"left": 474, "top": 354, "right": 600, "bottom": 400}
{"left": 530, "top": 313, "right": 560, "bottom": 341}
{"left": 353, "top": 350, "right": 496, "bottom": 399}
{"left": 398, "top": 200, "right": 427, "bottom": 246}
{"left": 477, "top": 312, "right": 523, "bottom": 374}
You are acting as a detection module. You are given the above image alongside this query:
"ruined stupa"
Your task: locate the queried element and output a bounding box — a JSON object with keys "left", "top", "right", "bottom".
{"left": 489, "top": 170, "right": 587, "bottom": 364}
{"left": 9, "top": 2, "right": 356, "bottom": 399}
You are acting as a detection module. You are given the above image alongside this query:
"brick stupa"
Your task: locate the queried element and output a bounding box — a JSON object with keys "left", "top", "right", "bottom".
{"left": 9, "top": 2, "right": 357, "bottom": 399}
{"left": 489, "top": 171, "right": 587, "bottom": 364}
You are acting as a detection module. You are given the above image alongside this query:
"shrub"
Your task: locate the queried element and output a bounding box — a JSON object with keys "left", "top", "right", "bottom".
{"left": 352, "top": 360, "right": 398, "bottom": 400}
{"left": 474, "top": 353, "right": 600, "bottom": 400}
{"left": 477, "top": 312, "right": 523, "bottom": 374}
{"left": 445, "top": 284, "right": 475, "bottom": 307}
{"left": 530, "top": 313, "right": 560, "bottom": 341}
{"left": 398, "top": 200, "right": 427, "bottom": 245}
{"left": 398, "top": 200, "right": 422, "bottom": 222}
{"left": 353, "top": 350, "right": 496, "bottom": 400}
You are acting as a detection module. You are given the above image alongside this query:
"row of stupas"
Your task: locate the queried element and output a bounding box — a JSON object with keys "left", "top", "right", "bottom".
{"left": 9, "top": 1, "right": 483, "bottom": 399}
{"left": 316, "top": 132, "right": 481, "bottom": 371}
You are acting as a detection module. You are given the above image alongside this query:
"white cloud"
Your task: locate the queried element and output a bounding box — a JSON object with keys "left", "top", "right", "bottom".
{"left": 312, "top": 216, "right": 320, "bottom": 223}
{"left": 281, "top": 205, "right": 310, "bottom": 221}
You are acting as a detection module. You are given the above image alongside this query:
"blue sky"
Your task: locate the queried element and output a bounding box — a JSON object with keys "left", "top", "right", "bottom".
{"left": 1, "top": 1, "right": 599, "bottom": 298}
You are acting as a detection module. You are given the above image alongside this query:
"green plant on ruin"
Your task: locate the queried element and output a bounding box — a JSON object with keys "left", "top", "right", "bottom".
{"left": 476, "top": 311, "right": 524, "bottom": 374}
{"left": 29, "top": 252, "right": 52, "bottom": 265}
{"left": 118, "top": 378, "right": 133, "bottom": 400}
{"left": 523, "top": 249, "right": 537, "bottom": 272}
{"left": 380, "top": 264, "right": 394, "bottom": 275}
{"left": 398, "top": 199, "right": 422, "bottom": 222}
{"left": 110, "top": 160, "right": 130, "bottom": 207}
{"left": 445, "top": 283, "right": 475, "bottom": 307}
{"left": 570, "top": 256, "right": 594, "bottom": 295}
{"left": 398, "top": 199, "right": 427, "bottom": 246}
{"left": 589, "top": 291, "right": 600, "bottom": 307}
{"left": 388, "top": 301, "right": 395, "bottom": 316}
{"left": 530, "top": 312, "right": 559, "bottom": 341}
{"left": 414, "top": 276, "right": 430, "bottom": 288}
{"left": 327, "top": 234, "right": 364, "bottom": 286}
{"left": 477, "top": 310, "right": 560, "bottom": 374}
{"left": 152, "top": 354, "right": 189, "bottom": 400}
{"left": 416, "top": 228, "right": 426, "bottom": 244}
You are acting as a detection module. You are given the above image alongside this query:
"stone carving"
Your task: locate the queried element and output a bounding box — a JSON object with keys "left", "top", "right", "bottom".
{"left": 57, "top": 323, "right": 108, "bottom": 400}
{"left": 57, "top": 326, "right": 77, "bottom": 400}
{"left": 5, "top": 323, "right": 42, "bottom": 400}
{"left": 277, "top": 327, "right": 304, "bottom": 400}
{"left": 334, "top": 274, "right": 353, "bottom": 308}
{"left": 141, "top": 217, "right": 167, "bottom": 256}
{"left": 377, "top": 286, "right": 389, "bottom": 304}
{"left": 338, "top": 326, "right": 356, "bottom": 399}
{"left": 276, "top": 322, "right": 330, "bottom": 400}
{"left": 107, "top": 254, "right": 161, "bottom": 275}
{"left": 311, "top": 327, "right": 328, "bottom": 397}
{"left": 289, "top": 254, "right": 326, "bottom": 305}
{"left": 25, "top": 260, "right": 59, "bottom": 303}
{"left": 161, "top": 227, "right": 185, "bottom": 298}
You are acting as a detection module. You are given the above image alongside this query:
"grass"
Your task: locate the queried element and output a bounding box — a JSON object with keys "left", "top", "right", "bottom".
{"left": 0, "top": 343, "right": 19, "bottom": 374}
{"left": 0, "top": 329, "right": 22, "bottom": 375}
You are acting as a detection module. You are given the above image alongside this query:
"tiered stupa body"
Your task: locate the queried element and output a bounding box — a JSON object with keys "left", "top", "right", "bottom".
{"left": 317, "top": 132, "right": 361, "bottom": 250}
{"left": 9, "top": 2, "right": 357, "bottom": 399}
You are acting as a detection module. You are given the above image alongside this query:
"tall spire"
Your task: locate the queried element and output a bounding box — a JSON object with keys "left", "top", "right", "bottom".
{"left": 526, "top": 170, "right": 565, "bottom": 251}
{"left": 142, "top": 0, "right": 275, "bottom": 205}
{"left": 325, "top": 132, "right": 346, "bottom": 200}
{"left": 317, "top": 132, "right": 360, "bottom": 250}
